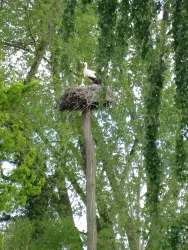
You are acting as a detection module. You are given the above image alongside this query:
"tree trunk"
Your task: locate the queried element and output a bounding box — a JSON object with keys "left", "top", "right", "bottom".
{"left": 82, "top": 108, "right": 97, "bottom": 250}
{"left": 24, "top": 41, "right": 48, "bottom": 84}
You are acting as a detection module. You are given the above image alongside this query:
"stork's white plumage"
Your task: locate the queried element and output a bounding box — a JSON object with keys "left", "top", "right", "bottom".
{"left": 84, "top": 62, "right": 96, "bottom": 78}
{"left": 83, "top": 62, "right": 102, "bottom": 85}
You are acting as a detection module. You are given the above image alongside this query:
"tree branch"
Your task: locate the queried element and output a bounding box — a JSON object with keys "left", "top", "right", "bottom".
{"left": 2, "top": 40, "right": 33, "bottom": 53}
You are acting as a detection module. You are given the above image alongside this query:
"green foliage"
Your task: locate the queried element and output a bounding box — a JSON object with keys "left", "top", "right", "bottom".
{"left": 32, "top": 218, "right": 83, "bottom": 250}
{"left": 116, "top": 0, "right": 131, "bottom": 50}
{"left": 97, "top": 0, "right": 118, "bottom": 66}
{"left": 3, "top": 218, "right": 83, "bottom": 250}
{"left": 144, "top": 57, "right": 164, "bottom": 210}
{"left": 63, "top": 0, "right": 77, "bottom": 40}
{"left": 131, "top": 0, "right": 157, "bottom": 56}
{"left": 0, "top": 81, "right": 47, "bottom": 211}
{"left": 0, "top": 232, "right": 3, "bottom": 250}
{"left": 173, "top": 0, "right": 188, "bottom": 182}
{"left": 0, "top": 1, "right": 188, "bottom": 250}
{"left": 175, "top": 132, "right": 187, "bottom": 181}
{"left": 3, "top": 218, "right": 34, "bottom": 250}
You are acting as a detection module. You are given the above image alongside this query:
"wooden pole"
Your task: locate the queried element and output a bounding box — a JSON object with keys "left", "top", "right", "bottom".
{"left": 82, "top": 108, "right": 97, "bottom": 250}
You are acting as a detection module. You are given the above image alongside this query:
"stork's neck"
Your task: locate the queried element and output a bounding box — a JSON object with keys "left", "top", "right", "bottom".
{"left": 84, "top": 63, "right": 88, "bottom": 69}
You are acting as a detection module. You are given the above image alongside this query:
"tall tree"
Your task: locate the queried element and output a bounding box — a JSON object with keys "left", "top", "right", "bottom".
{"left": 0, "top": 0, "right": 188, "bottom": 249}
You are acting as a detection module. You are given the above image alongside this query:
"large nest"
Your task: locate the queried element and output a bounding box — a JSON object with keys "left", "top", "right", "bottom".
{"left": 60, "top": 84, "right": 114, "bottom": 111}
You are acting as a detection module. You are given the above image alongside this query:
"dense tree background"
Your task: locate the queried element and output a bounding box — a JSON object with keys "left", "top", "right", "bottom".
{"left": 0, "top": 0, "right": 188, "bottom": 249}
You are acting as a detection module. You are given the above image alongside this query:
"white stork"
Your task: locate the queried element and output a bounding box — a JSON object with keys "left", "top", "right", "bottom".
{"left": 83, "top": 62, "right": 101, "bottom": 85}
